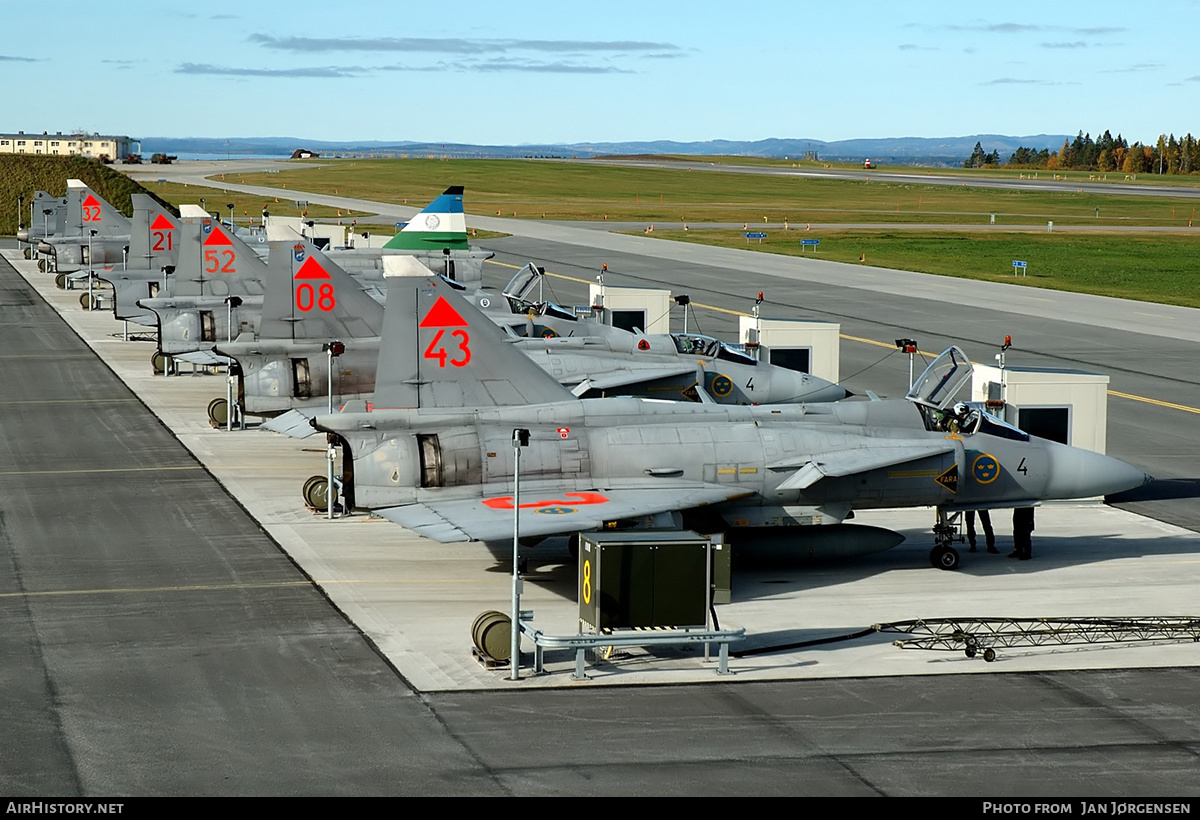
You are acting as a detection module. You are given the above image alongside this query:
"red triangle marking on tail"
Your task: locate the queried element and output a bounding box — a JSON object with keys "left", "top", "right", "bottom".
{"left": 419, "top": 296, "right": 468, "bottom": 328}
{"left": 150, "top": 214, "right": 175, "bottom": 230}
{"left": 293, "top": 257, "right": 330, "bottom": 279}
{"left": 204, "top": 225, "right": 234, "bottom": 246}
{"left": 82, "top": 194, "right": 100, "bottom": 206}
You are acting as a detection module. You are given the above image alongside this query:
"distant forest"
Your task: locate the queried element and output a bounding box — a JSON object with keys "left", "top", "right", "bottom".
{"left": 964, "top": 131, "right": 1199, "bottom": 174}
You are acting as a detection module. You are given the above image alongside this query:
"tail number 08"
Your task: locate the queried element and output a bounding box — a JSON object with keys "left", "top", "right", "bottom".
{"left": 296, "top": 282, "right": 335, "bottom": 312}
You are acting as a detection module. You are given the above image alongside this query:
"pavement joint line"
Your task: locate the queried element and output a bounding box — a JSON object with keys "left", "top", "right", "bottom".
{"left": 0, "top": 465, "right": 205, "bottom": 476}
{"left": 0, "top": 397, "right": 139, "bottom": 405}
{"left": 0, "top": 577, "right": 506, "bottom": 600}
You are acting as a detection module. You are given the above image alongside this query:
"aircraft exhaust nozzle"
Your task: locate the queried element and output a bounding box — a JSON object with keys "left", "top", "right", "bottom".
{"left": 1042, "top": 442, "right": 1152, "bottom": 500}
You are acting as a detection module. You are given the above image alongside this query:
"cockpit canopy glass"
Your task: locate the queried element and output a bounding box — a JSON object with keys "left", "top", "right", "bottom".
{"left": 670, "top": 333, "right": 757, "bottom": 365}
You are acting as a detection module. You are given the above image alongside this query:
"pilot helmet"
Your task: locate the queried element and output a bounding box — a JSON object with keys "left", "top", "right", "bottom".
{"left": 953, "top": 401, "right": 970, "bottom": 416}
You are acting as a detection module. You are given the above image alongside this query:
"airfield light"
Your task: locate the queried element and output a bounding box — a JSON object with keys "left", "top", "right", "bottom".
{"left": 895, "top": 339, "right": 918, "bottom": 386}
{"left": 226, "top": 203, "right": 235, "bottom": 226}
{"left": 675, "top": 295, "right": 691, "bottom": 334}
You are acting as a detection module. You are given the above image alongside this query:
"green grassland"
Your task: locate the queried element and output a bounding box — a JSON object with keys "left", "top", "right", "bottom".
{"left": 236, "top": 158, "right": 1200, "bottom": 228}
{"left": 0, "top": 155, "right": 174, "bottom": 235}
{"left": 137, "top": 180, "right": 373, "bottom": 224}
{"left": 646, "top": 229, "right": 1200, "bottom": 308}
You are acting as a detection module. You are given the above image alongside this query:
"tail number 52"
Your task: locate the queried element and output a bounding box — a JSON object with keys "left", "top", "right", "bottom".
{"left": 424, "top": 329, "right": 471, "bottom": 368}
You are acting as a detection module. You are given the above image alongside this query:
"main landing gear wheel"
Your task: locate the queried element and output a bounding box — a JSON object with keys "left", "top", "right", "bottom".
{"left": 929, "top": 546, "right": 960, "bottom": 570}
{"left": 54, "top": 272, "right": 67, "bottom": 288}
{"left": 302, "top": 475, "right": 337, "bottom": 511}
{"left": 207, "top": 397, "right": 228, "bottom": 427}
{"left": 983, "top": 648, "right": 997, "bottom": 663}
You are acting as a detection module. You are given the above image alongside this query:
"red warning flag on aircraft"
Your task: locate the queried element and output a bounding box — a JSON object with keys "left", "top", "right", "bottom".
{"left": 294, "top": 257, "right": 330, "bottom": 279}
{"left": 419, "top": 296, "right": 468, "bottom": 328}
{"left": 204, "top": 225, "right": 234, "bottom": 246}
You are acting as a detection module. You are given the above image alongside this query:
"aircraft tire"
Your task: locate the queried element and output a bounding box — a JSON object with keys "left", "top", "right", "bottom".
{"left": 151, "top": 351, "right": 167, "bottom": 374}
{"left": 931, "top": 546, "right": 960, "bottom": 571}
{"left": 22, "top": 248, "right": 31, "bottom": 259}
{"left": 55, "top": 273, "right": 67, "bottom": 289}
{"left": 965, "top": 645, "right": 977, "bottom": 658}
{"left": 207, "top": 397, "right": 228, "bottom": 427}
{"left": 38, "top": 259, "right": 48, "bottom": 273}
{"left": 983, "top": 648, "right": 997, "bottom": 663}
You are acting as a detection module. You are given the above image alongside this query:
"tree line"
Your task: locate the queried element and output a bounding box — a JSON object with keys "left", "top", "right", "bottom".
{"left": 964, "top": 131, "right": 1199, "bottom": 174}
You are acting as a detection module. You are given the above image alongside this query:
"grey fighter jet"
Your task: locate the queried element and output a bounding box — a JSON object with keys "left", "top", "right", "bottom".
{"left": 491, "top": 262, "right": 847, "bottom": 404}
{"left": 17, "top": 191, "right": 67, "bottom": 262}
{"left": 217, "top": 250, "right": 847, "bottom": 428}
{"left": 36, "top": 180, "right": 132, "bottom": 271}
{"left": 307, "top": 273, "right": 1150, "bottom": 567}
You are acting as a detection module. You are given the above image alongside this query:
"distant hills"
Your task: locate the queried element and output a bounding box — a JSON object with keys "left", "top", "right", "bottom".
{"left": 139, "top": 134, "right": 1072, "bottom": 166}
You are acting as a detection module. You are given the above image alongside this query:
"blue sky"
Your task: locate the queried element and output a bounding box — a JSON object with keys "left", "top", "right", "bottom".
{"left": 4, "top": 1, "right": 1197, "bottom": 146}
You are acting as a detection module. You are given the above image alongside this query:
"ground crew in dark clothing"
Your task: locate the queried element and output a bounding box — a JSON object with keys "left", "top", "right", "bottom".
{"left": 966, "top": 510, "right": 998, "bottom": 553}
{"left": 1011, "top": 507, "right": 1035, "bottom": 560}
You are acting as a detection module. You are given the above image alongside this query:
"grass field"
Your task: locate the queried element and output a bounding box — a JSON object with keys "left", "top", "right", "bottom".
{"left": 234, "top": 158, "right": 1200, "bottom": 228}
{"left": 137, "top": 180, "right": 374, "bottom": 223}
{"left": 641, "top": 229, "right": 1200, "bottom": 308}
{"left": 167, "top": 156, "right": 1200, "bottom": 308}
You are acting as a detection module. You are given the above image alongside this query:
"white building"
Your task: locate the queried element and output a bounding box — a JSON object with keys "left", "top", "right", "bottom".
{"left": 0, "top": 131, "right": 139, "bottom": 160}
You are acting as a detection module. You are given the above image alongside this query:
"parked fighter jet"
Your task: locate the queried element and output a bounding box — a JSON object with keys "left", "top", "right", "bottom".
{"left": 494, "top": 263, "right": 846, "bottom": 404}
{"left": 36, "top": 180, "right": 131, "bottom": 271}
{"left": 306, "top": 272, "right": 1150, "bottom": 567}
{"left": 17, "top": 191, "right": 67, "bottom": 261}
{"left": 218, "top": 249, "right": 847, "bottom": 428}
{"left": 138, "top": 217, "right": 267, "bottom": 367}
{"left": 87, "top": 194, "right": 186, "bottom": 321}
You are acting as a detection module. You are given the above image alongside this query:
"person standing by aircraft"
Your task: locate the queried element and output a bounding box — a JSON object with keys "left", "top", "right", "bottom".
{"left": 1011, "top": 507, "right": 1035, "bottom": 560}
{"left": 966, "top": 510, "right": 997, "bottom": 553}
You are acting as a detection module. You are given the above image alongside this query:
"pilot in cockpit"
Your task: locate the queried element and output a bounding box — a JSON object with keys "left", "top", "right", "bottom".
{"left": 949, "top": 401, "right": 980, "bottom": 435}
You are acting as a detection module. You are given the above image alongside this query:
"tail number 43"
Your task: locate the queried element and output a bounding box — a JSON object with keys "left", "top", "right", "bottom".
{"left": 424, "top": 329, "right": 471, "bottom": 368}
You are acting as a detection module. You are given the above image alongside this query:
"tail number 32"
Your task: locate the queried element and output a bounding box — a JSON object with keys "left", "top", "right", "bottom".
{"left": 424, "top": 329, "right": 471, "bottom": 368}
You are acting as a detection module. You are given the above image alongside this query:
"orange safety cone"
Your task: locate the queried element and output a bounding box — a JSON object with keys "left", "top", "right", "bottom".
{"left": 859, "top": 253, "right": 866, "bottom": 262}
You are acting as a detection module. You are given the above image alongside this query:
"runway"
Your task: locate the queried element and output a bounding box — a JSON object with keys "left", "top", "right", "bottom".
{"left": 4, "top": 169, "right": 1200, "bottom": 795}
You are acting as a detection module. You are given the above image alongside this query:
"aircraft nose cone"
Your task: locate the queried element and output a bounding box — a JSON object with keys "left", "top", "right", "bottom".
{"left": 16, "top": 228, "right": 30, "bottom": 242}
{"left": 779, "top": 371, "right": 849, "bottom": 403}
{"left": 37, "top": 242, "right": 53, "bottom": 255}
{"left": 1043, "top": 443, "right": 1152, "bottom": 499}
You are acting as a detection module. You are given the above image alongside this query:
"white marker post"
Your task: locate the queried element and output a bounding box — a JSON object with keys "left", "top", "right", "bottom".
{"left": 324, "top": 340, "right": 345, "bottom": 519}
{"left": 511, "top": 428, "right": 530, "bottom": 680}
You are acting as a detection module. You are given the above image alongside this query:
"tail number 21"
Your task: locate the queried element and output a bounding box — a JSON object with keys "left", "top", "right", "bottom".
{"left": 424, "top": 329, "right": 471, "bottom": 368}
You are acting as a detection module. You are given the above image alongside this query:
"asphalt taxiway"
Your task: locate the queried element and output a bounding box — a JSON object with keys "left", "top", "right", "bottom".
{"left": 4, "top": 177, "right": 1200, "bottom": 793}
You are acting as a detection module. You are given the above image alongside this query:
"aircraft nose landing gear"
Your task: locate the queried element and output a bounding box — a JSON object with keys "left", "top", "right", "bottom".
{"left": 930, "top": 508, "right": 960, "bottom": 570}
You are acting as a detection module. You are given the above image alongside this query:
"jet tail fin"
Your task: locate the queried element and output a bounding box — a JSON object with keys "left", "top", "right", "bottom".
{"left": 382, "top": 186, "right": 469, "bottom": 251}
{"left": 262, "top": 241, "right": 383, "bottom": 339}
{"left": 170, "top": 219, "right": 270, "bottom": 298}
{"left": 129, "top": 194, "right": 182, "bottom": 268}
{"left": 374, "top": 259, "right": 575, "bottom": 409}
{"left": 66, "top": 179, "right": 130, "bottom": 237}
